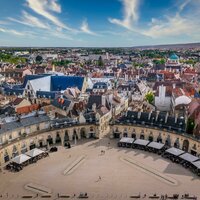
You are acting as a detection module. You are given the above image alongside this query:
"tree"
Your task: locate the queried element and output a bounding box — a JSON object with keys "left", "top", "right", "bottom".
{"left": 98, "top": 56, "right": 104, "bottom": 67}
{"left": 145, "top": 91, "right": 154, "bottom": 104}
{"left": 187, "top": 118, "right": 195, "bottom": 134}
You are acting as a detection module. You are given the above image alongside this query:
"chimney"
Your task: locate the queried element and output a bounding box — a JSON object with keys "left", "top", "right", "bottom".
{"left": 92, "top": 103, "right": 96, "bottom": 113}
{"left": 165, "top": 112, "right": 169, "bottom": 123}
{"left": 102, "top": 95, "right": 106, "bottom": 107}
{"left": 175, "top": 113, "right": 178, "bottom": 123}
{"left": 156, "top": 111, "right": 159, "bottom": 121}
{"left": 148, "top": 111, "right": 152, "bottom": 120}
{"left": 137, "top": 112, "right": 141, "bottom": 119}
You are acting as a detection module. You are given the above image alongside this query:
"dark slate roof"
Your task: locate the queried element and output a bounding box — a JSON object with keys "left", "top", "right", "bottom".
{"left": 0, "top": 106, "right": 15, "bottom": 115}
{"left": 153, "top": 64, "right": 165, "bottom": 70}
{"left": 117, "top": 111, "right": 186, "bottom": 133}
{"left": 36, "top": 91, "right": 60, "bottom": 99}
{"left": 50, "top": 76, "right": 84, "bottom": 91}
{"left": 4, "top": 87, "right": 24, "bottom": 95}
{"left": 104, "top": 72, "right": 114, "bottom": 77}
{"left": 87, "top": 95, "right": 102, "bottom": 109}
{"left": 93, "top": 82, "right": 108, "bottom": 89}
{"left": 84, "top": 112, "right": 96, "bottom": 123}
{"left": 0, "top": 114, "right": 50, "bottom": 135}
{"left": 117, "top": 63, "right": 127, "bottom": 69}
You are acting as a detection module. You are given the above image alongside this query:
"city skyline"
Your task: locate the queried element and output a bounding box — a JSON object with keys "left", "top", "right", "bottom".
{"left": 0, "top": 0, "right": 200, "bottom": 47}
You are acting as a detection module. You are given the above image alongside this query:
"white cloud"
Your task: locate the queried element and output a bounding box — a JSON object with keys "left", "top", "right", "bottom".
{"left": 80, "top": 19, "right": 97, "bottom": 35}
{"left": 179, "top": 0, "right": 191, "bottom": 12}
{"left": 26, "top": 0, "right": 73, "bottom": 31}
{"left": 50, "top": 31, "right": 73, "bottom": 40}
{"left": 142, "top": 0, "right": 200, "bottom": 39}
{"left": 142, "top": 14, "right": 194, "bottom": 38}
{"left": 8, "top": 11, "right": 50, "bottom": 29}
{"left": 109, "top": 0, "right": 200, "bottom": 40}
{"left": 0, "top": 27, "right": 25, "bottom": 36}
{"left": 109, "top": 0, "right": 139, "bottom": 30}
{"left": 0, "top": 21, "right": 8, "bottom": 25}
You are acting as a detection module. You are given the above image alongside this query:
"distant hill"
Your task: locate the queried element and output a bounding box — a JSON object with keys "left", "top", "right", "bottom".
{"left": 132, "top": 42, "right": 200, "bottom": 50}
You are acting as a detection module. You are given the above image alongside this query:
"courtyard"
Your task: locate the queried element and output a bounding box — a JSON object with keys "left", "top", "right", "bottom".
{"left": 0, "top": 137, "right": 199, "bottom": 199}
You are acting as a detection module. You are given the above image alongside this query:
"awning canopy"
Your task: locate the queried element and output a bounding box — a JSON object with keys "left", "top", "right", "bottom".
{"left": 25, "top": 148, "right": 44, "bottom": 158}
{"left": 165, "top": 147, "right": 185, "bottom": 156}
{"left": 134, "top": 139, "right": 149, "bottom": 146}
{"left": 119, "top": 137, "right": 135, "bottom": 144}
{"left": 179, "top": 153, "right": 199, "bottom": 163}
{"left": 192, "top": 161, "right": 200, "bottom": 169}
{"left": 147, "top": 142, "right": 165, "bottom": 150}
{"left": 12, "top": 154, "right": 31, "bottom": 164}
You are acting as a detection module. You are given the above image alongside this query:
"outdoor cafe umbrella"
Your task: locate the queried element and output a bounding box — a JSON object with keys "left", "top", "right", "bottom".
{"left": 12, "top": 154, "right": 31, "bottom": 165}
{"left": 25, "top": 148, "right": 44, "bottom": 158}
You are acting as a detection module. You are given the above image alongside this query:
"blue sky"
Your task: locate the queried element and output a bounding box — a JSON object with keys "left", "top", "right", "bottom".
{"left": 0, "top": 0, "right": 200, "bottom": 47}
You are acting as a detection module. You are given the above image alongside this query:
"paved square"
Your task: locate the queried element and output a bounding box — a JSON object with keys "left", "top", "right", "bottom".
{"left": 0, "top": 138, "right": 199, "bottom": 199}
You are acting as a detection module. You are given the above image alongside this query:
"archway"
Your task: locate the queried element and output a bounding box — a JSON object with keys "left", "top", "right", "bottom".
{"left": 123, "top": 132, "right": 128, "bottom": 137}
{"left": 55, "top": 132, "right": 62, "bottom": 144}
{"left": 21, "top": 143, "right": 27, "bottom": 154}
{"left": 165, "top": 135, "right": 171, "bottom": 147}
{"left": 174, "top": 138, "right": 180, "bottom": 148}
{"left": 29, "top": 141, "right": 36, "bottom": 150}
{"left": 12, "top": 145, "right": 18, "bottom": 158}
{"left": 148, "top": 132, "right": 154, "bottom": 142}
{"left": 113, "top": 127, "right": 120, "bottom": 138}
{"left": 38, "top": 139, "right": 44, "bottom": 148}
{"left": 191, "top": 144, "right": 197, "bottom": 156}
{"left": 89, "top": 127, "right": 95, "bottom": 138}
{"left": 64, "top": 131, "right": 69, "bottom": 142}
{"left": 80, "top": 128, "right": 86, "bottom": 138}
{"left": 131, "top": 133, "right": 136, "bottom": 139}
{"left": 182, "top": 139, "right": 189, "bottom": 152}
{"left": 4, "top": 151, "right": 9, "bottom": 163}
{"left": 47, "top": 135, "right": 53, "bottom": 145}
{"left": 157, "top": 133, "right": 162, "bottom": 143}
{"left": 73, "top": 130, "right": 78, "bottom": 140}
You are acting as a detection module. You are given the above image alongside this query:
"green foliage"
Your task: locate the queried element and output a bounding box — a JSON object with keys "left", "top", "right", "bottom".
{"left": 0, "top": 53, "right": 26, "bottom": 64}
{"left": 187, "top": 118, "right": 195, "bottom": 134}
{"left": 180, "top": 59, "right": 198, "bottom": 65}
{"left": 153, "top": 59, "right": 165, "bottom": 65}
{"left": 132, "top": 62, "right": 144, "bottom": 68}
{"left": 145, "top": 91, "right": 154, "bottom": 104}
{"left": 98, "top": 56, "right": 104, "bottom": 67}
{"left": 52, "top": 60, "right": 72, "bottom": 67}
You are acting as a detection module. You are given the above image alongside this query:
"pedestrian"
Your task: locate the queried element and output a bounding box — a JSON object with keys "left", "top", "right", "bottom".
{"left": 99, "top": 176, "right": 101, "bottom": 180}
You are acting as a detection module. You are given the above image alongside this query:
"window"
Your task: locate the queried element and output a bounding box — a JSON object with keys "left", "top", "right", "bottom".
{"left": 27, "top": 85, "right": 30, "bottom": 90}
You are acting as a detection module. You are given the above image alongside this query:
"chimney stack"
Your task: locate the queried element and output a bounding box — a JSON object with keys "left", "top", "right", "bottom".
{"left": 165, "top": 112, "right": 169, "bottom": 123}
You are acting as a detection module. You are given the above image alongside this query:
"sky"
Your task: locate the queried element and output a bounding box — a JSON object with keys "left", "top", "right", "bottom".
{"left": 0, "top": 0, "right": 200, "bottom": 47}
